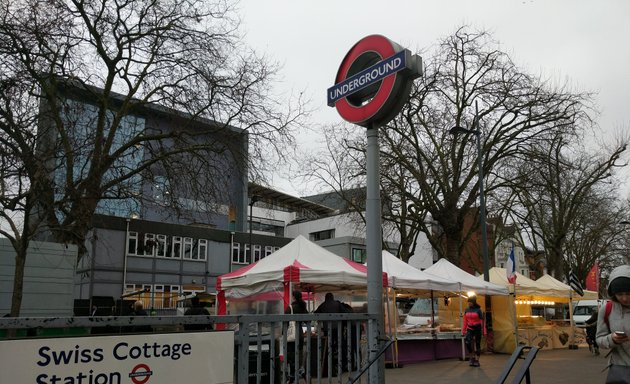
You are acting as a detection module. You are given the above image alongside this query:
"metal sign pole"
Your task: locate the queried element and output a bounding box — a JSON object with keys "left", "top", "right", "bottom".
{"left": 366, "top": 125, "right": 385, "bottom": 384}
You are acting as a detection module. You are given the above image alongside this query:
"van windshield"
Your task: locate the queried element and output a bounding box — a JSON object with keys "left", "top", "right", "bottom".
{"left": 574, "top": 306, "right": 595, "bottom": 316}
{"left": 408, "top": 299, "right": 437, "bottom": 316}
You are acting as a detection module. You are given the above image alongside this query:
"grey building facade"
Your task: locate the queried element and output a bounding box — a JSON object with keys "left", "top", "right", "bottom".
{"left": 1, "top": 238, "right": 77, "bottom": 316}
{"left": 75, "top": 215, "right": 291, "bottom": 314}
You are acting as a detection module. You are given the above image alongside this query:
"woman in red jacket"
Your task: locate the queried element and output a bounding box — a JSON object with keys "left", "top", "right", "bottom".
{"left": 462, "top": 296, "right": 486, "bottom": 367}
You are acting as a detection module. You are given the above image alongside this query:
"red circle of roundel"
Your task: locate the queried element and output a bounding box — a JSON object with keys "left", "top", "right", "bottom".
{"left": 335, "top": 35, "right": 397, "bottom": 125}
{"left": 130, "top": 363, "right": 152, "bottom": 384}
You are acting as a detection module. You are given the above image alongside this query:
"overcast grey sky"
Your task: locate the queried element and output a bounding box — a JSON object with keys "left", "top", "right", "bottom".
{"left": 238, "top": 0, "right": 630, "bottom": 197}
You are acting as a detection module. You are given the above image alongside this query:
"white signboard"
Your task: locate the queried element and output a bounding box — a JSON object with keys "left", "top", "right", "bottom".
{"left": 0, "top": 331, "right": 233, "bottom": 384}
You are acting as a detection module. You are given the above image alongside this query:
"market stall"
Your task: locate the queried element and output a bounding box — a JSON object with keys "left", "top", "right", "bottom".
{"left": 216, "top": 235, "right": 385, "bottom": 316}
{"left": 483, "top": 268, "right": 598, "bottom": 353}
{"left": 536, "top": 274, "right": 598, "bottom": 347}
{"left": 378, "top": 251, "right": 461, "bottom": 364}
{"left": 383, "top": 258, "right": 508, "bottom": 364}
{"left": 422, "top": 259, "right": 510, "bottom": 358}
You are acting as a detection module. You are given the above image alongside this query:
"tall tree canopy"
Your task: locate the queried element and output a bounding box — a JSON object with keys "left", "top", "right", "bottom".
{"left": 299, "top": 28, "right": 627, "bottom": 276}
{"left": 0, "top": 0, "right": 304, "bottom": 315}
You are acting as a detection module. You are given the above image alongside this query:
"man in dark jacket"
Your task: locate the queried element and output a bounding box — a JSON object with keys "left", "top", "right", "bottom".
{"left": 184, "top": 297, "right": 212, "bottom": 331}
{"left": 314, "top": 293, "right": 352, "bottom": 373}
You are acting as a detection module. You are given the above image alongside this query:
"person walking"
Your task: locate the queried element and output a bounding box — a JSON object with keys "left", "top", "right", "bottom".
{"left": 462, "top": 296, "right": 485, "bottom": 367}
{"left": 285, "top": 290, "right": 308, "bottom": 382}
{"left": 596, "top": 265, "right": 630, "bottom": 383}
{"left": 584, "top": 308, "right": 599, "bottom": 355}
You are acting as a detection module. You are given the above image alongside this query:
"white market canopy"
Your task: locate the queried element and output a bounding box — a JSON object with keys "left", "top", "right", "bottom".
{"left": 380, "top": 250, "right": 461, "bottom": 292}
{"left": 483, "top": 267, "right": 598, "bottom": 301}
{"left": 216, "top": 235, "right": 385, "bottom": 300}
{"left": 536, "top": 274, "right": 599, "bottom": 300}
{"left": 423, "top": 258, "right": 508, "bottom": 296}
{"left": 485, "top": 267, "right": 556, "bottom": 296}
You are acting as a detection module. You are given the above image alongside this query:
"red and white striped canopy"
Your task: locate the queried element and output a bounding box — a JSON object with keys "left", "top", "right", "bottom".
{"left": 217, "top": 235, "right": 386, "bottom": 300}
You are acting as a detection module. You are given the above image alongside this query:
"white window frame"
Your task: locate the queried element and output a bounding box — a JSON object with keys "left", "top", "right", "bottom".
{"left": 244, "top": 244, "right": 251, "bottom": 264}
{"left": 170, "top": 236, "right": 182, "bottom": 259}
{"left": 127, "top": 231, "right": 138, "bottom": 256}
{"left": 253, "top": 244, "right": 262, "bottom": 262}
{"left": 232, "top": 242, "right": 246, "bottom": 264}
{"left": 143, "top": 233, "right": 156, "bottom": 257}
{"left": 264, "top": 246, "right": 274, "bottom": 258}
{"left": 124, "top": 283, "right": 153, "bottom": 308}
{"left": 183, "top": 237, "right": 194, "bottom": 260}
{"left": 156, "top": 234, "right": 167, "bottom": 257}
{"left": 197, "top": 239, "right": 208, "bottom": 261}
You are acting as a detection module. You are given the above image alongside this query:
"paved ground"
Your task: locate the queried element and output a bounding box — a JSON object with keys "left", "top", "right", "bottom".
{"left": 383, "top": 346, "right": 609, "bottom": 383}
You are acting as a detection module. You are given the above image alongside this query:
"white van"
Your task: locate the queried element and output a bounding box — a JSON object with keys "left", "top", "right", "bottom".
{"left": 403, "top": 298, "right": 439, "bottom": 326}
{"left": 571, "top": 300, "right": 603, "bottom": 325}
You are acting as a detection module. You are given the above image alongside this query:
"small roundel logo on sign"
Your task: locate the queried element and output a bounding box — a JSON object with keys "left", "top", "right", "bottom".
{"left": 327, "top": 35, "right": 422, "bottom": 128}
{"left": 129, "top": 363, "right": 153, "bottom": 384}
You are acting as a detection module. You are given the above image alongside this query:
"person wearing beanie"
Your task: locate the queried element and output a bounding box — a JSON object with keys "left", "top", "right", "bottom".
{"left": 462, "top": 295, "right": 485, "bottom": 367}
{"left": 596, "top": 265, "right": 630, "bottom": 383}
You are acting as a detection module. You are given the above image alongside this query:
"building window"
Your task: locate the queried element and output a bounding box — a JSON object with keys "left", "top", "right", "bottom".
{"left": 170, "top": 236, "right": 182, "bottom": 258}
{"left": 183, "top": 237, "right": 193, "bottom": 259}
{"left": 253, "top": 245, "right": 262, "bottom": 262}
{"left": 156, "top": 234, "right": 167, "bottom": 257}
{"left": 309, "top": 229, "right": 335, "bottom": 241}
{"left": 124, "top": 284, "right": 152, "bottom": 309}
{"left": 232, "top": 242, "right": 245, "bottom": 264}
{"left": 143, "top": 233, "right": 156, "bottom": 256}
{"left": 154, "top": 285, "right": 179, "bottom": 309}
{"left": 351, "top": 248, "right": 366, "bottom": 263}
{"left": 264, "top": 246, "right": 274, "bottom": 258}
{"left": 196, "top": 239, "right": 208, "bottom": 261}
{"left": 244, "top": 244, "right": 251, "bottom": 264}
{"left": 127, "top": 231, "right": 138, "bottom": 255}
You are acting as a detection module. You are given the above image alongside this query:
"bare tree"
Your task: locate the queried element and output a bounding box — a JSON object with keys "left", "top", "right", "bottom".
{"left": 501, "top": 132, "right": 627, "bottom": 279}
{"left": 0, "top": 0, "right": 304, "bottom": 315}
{"left": 300, "top": 28, "right": 590, "bottom": 269}
{"left": 564, "top": 195, "right": 628, "bottom": 295}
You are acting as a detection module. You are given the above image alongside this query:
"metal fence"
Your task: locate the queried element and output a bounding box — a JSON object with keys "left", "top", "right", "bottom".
{"left": 0, "top": 312, "right": 377, "bottom": 384}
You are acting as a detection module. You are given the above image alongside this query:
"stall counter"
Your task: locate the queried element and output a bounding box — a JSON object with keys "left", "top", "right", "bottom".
{"left": 387, "top": 332, "right": 463, "bottom": 364}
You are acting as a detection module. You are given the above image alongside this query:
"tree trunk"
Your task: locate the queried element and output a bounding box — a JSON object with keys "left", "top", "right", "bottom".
{"left": 445, "top": 231, "right": 462, "bottom": 265}
{"left": 10, "top": 242, "right": 28, "bottom": 317}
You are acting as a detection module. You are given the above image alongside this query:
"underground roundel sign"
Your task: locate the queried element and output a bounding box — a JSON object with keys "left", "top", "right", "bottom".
{"left": 327, "top": 35, "right": 422, "bottom": 128}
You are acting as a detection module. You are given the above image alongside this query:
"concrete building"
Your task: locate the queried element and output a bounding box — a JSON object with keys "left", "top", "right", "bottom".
{"left": 25, "top": 83, "right": 330, "bottom": 314}
{"left": 0, "top": 238, "right": 77, "bottom": 316}
{"left": 288, "top": 189, "right": 401, "bottom": 262}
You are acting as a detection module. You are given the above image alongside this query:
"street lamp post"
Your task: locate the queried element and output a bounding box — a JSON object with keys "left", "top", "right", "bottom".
{"left": 248, "top": 195, "right": 260, "bottom": 263}
{"left": 449, "top": 102, "right": 489, "bottom": 281}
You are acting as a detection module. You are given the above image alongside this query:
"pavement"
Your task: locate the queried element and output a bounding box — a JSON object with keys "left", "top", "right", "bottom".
{"left": 383, "top": 346, "right": 609, "bottom": 384}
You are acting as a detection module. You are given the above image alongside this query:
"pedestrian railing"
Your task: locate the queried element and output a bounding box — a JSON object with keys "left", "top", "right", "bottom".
{"left": 0, "top": 312, "right": 376, "bottom": 384}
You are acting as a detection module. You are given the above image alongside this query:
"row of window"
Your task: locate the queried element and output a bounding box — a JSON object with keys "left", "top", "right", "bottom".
{"left": 127, "top": 231, "right": 282, "bottom": 265}
{"left": 127, "top": 232, "right": 208, "bottom": 261}
{"left": 124, "top": 284, "right": 204, "bottom": 310}
{"left": 231, "top": 243, "right": 280, "bottom": 265}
